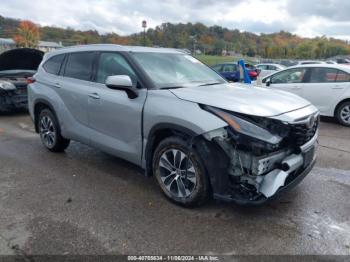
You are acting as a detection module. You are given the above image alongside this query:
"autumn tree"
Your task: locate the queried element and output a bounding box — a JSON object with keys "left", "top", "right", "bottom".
{"left": 13, "top": 20, "right": 40, "bottom": 48}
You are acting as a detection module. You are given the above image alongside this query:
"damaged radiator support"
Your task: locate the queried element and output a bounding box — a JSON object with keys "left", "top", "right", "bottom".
{"left": 204, "top": 128, "right": 305, "bottom": 199}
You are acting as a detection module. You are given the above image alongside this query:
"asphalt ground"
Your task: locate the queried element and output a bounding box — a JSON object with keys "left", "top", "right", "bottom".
{"left": 0, "top": 113, "right": 349, "bottom": 258}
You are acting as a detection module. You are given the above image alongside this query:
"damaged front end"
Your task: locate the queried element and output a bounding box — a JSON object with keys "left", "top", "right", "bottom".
{"left": 199, "top": 105, "right": 319, "bottom": 205}
{"left": 0, "top": 48, "right": 43, "bottom": 112}
{"left": 0, "top": 79, "right": 29, "bottom": 111}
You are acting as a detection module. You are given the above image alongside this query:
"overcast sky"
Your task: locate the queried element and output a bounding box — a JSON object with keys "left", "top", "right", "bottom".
{"left": 1, "top": 0, "right": 350, "bottom": 40}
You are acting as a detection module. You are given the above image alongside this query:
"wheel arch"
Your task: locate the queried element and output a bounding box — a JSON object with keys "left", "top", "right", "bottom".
{"left": 33, "top": 99, "right": 57, "bottom": 133}
{"left": 144, "top": 123, "right": 230, "bottom": 197}
{"left": 334, "top": 98, "right": 350, "bottom": 116}
{"left": 144, "top": 123, "right": 198, "bottom": 176}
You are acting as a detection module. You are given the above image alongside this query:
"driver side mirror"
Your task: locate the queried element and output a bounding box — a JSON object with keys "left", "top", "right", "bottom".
{"left": 105, "top": 75, "right": 138, "bottom": 99}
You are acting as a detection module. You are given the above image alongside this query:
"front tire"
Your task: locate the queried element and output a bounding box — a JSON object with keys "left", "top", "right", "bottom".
{"left": 38, "top": 109, "right": 70, "bottom": 152}
{"left": 336, "top": 101, "right": 350, "bottom": 127}
{"left": 152, "top": 136, "right": 210, "bottom": 207}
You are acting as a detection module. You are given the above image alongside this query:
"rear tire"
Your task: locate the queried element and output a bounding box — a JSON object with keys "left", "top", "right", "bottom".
{"left": 38, "top": 109, "right": 70, "bottom": 152}
{"left": 336, "top": 101, "right": 350, "bottom": 127}
{"left": 152, "top": 136, "right": 210, "bottom": 207}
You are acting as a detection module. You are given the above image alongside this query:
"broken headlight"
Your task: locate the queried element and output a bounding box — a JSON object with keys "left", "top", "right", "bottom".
{"left": 0, "top": 81, "right": 16, "bottom": 91}
{"left": 203, "top": 105, "right": 282, "bottom": 145}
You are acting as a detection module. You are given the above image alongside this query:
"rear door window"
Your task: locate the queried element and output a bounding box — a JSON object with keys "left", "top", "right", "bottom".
{"left": 43, "top": 54, "right": 65, "bottom": 75}
{"left": 257, "top": 65, "right": 268, "bottom": 70}
{"left": 309, "top": 68, "right": 338, "bottom": 83}
{"left": 64, "top": 52, "right": 95, "bottom": 81}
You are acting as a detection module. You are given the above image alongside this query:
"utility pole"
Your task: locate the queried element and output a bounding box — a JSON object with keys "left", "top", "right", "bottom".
{"left": 142, "top": 20, "right": 147, "bottom": 46}
{"left": 190, "top": 35, "right": 197, "bottom": 55}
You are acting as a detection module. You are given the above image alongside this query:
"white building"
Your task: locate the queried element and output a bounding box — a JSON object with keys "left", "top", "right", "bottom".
{"left": 0, "top": 38, "right": 63, "bottom": 52}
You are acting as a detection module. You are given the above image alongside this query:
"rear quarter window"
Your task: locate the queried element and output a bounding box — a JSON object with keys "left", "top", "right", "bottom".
{"left": 43, "top": 54, "right": 65, "bottom": 75}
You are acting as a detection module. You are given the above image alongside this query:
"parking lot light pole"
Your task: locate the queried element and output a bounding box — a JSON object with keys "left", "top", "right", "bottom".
{"left": 142, "top": 20, "right": 147, "bottom": 46}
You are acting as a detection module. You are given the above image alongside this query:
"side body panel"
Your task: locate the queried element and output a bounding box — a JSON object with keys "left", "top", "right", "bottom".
{"left": 87, "top": 82, "right": 147, "bottom": 165}
{"left": 29, "top": 71, "right": 92, "bottom": 145}
{"left": 301, "top": 82, "right": 346, "bottom": 115}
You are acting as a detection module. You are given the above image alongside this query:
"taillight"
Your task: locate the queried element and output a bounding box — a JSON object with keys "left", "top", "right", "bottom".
{"left": 27, "top": 77, "right": 36, "bottom": 84}
{"left": 249, "top": 71, "right": 258, "bottom": 77}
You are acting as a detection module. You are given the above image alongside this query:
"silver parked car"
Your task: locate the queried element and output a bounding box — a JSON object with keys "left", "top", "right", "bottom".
{"left": 255, "top": 63, "right": 285, "bottom": 78}
{"left": 28, "top": 44, "right": 319, "bottom": 206}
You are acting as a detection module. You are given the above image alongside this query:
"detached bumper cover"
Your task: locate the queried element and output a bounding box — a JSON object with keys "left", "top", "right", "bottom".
{"left": 213, "top": 157, "right": 316, "bottom": 205}
{"left": 0, "top": 92, "right": 28, "bottom": 111}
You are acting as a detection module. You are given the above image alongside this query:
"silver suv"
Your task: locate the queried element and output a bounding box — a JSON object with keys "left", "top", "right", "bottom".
{"left": 28, "top": 44, "right": 319, "bottom": 206}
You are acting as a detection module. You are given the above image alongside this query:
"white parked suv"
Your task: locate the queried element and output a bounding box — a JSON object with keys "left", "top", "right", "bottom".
{"left": 28, "top": 44, "right": 319, "bottom": 206}
{"left": 261, "top": 64, "right": 350, "bottom": 126}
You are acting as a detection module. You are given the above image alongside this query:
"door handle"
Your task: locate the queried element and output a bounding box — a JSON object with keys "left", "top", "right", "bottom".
{"left": 88, "top": 93, "right": 100, "bottom": 99}
{"left": 332, "top": 86, "right": 344, "bottom": 90}
{"left": 291, "top": 86, "right": 301, "bottom": 90}
{"left": 53, "top": 83, "right": 61, "bottom": 88}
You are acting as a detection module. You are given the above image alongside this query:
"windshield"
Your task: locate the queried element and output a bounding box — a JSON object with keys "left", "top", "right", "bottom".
{"left": 131, "top": 52, "right": 226, "bottom": 88}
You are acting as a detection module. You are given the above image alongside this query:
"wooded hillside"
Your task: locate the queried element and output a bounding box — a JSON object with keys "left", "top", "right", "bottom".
{"left": 1, "top": 15, "right": 349, "bottom": 59}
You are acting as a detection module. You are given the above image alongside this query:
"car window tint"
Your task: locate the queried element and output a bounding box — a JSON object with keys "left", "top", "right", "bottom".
{"left": 269, "top": 66, "right": 277, "bottom": 70}
{"left": 222, "top": 64, "right": 236, "bottom": 72}
{"left": 43, "top": 54, "right": 65, "bottom": 75}
{"left": 257, "top": 65, "right": 267, "bottom": 70}
{"left": 309, "top": 68, "right": 338, "bottom": 83}
{"left": 96, "top": 52, "right": 137, "bottom": 85}
{"left": 336, "top": 70, "right": 350, "bottom": 82}
{"left": 64, "top": 52, "right": 94, "bottom": 81}
{"left": 271, "top": 68, "right": 307, "bottom": 84}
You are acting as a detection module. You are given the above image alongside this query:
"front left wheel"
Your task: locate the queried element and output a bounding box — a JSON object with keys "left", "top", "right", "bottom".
{"left": 38, "top": 109, "right": 70, "bottom": 152}
{"left": 152, "top": 136, "right": 210, "bottom": 207}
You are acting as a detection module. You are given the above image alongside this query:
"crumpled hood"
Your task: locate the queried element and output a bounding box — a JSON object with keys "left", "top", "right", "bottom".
{"left": 0, "top": 48, "right": 44, "bottom": 71}
{"left": 170, "top": 83, "right": 311, "bottom": 117}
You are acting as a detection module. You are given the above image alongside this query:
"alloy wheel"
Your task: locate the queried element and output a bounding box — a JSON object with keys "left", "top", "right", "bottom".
{"left": 340, "top": 105, "right": 350, "bottom": 124}
{"left": 158, "top": 149, "right": 197, "bottom": 198}
{"left": 39, "top": 115, "right": 56, "bottom": 148}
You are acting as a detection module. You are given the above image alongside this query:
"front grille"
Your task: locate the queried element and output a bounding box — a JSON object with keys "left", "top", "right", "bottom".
{"left": 290, "top": 116, "right": 319, "bottom": 146}
{"left": 14, "top": 83, "right": 27, "bottom": 95}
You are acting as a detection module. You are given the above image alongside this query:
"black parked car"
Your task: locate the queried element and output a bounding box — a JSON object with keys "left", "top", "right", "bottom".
{"left": 0, "top": 48, "right": 43, "bottom": 112}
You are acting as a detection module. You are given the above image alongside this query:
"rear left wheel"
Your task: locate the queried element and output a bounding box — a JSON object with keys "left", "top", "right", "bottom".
{"left": 38, "top": 109, "right": 70, "bottom": 152}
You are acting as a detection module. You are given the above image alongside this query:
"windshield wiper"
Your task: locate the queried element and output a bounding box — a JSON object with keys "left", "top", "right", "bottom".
{"left": 198, "top": 82, "right": 221, "bottom": 86}
{"left": 160, "top": 86, "right": 185, "bottom": 90}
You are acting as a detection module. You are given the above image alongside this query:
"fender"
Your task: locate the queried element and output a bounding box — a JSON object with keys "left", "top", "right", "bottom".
{"left": 143, "top": 123, "right": 198, "bottom": 176}
{"left": 33, "top": 98, "right": 58, "bottom": 133}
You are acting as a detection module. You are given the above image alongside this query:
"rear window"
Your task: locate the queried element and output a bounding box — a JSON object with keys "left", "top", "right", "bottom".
{"left": 43, "top": 54, "right": 65, "bottom": 75}
{"left": 64, "top": 52, "right": 95, "bottom": 81}
{"left": 222, "top": 64, "right": 237, "bottom": 72}
{"left": 336, "top": 70, "right": 350, "bottom": 82}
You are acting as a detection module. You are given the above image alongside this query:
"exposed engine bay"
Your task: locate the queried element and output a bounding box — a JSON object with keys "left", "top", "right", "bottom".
{"left": 201, "top": 109, "right": 319, "bottom": 204}
{"left": 0, "top": 48, "right": 43, "bottom": 112}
